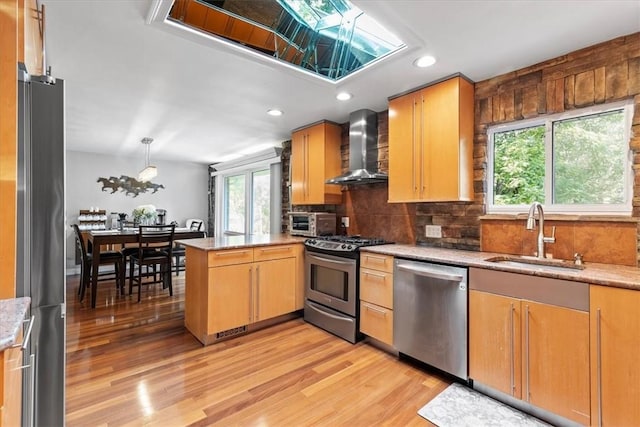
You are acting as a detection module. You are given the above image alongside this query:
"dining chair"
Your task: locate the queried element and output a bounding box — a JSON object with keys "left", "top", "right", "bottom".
{"left": 129, "top": 224, "right": 176, "bottom": 302}
{"left": 173, "top": 220, "right": 204, "bottom": 275}
{"left": 72, "top": 224, "right": 125, "bottom": 308}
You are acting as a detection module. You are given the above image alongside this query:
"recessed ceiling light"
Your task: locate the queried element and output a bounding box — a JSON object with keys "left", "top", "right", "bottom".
{"left": 414, "top": 55, "right": 436, "bottom": 68}
{"left": 336, "top": 92, "right": 352, "bottom": 101}
{"left": 267, "top": 109, "right": 283, "bottom": 116}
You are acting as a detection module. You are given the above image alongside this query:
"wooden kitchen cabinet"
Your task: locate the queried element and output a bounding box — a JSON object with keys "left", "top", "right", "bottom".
{"left": 359, "top": 253, "right": 394, "bottom": 345}
{"left": 186, "top": 243, "right": 303, "bottom": 344}
{"left": 291, "top": 121, "right": 342, "bottom": 205}
{"left": 1, "top": 335, "right": 23, "bottom": 427}
{"left": 590, "top": 285, "right": 640, "bottom": 427}
{"left": 469, "top": 268, "right": 590, "bottom": 425}
{"left": 524, "top": 300, "right": 590, "bottom": 425}
{"left": 208, "top": 263, "right": 252, "bottom": 332}
{"left": 469, "top": 290, "right": 522, "bottom": 399}
{"left": 255, "top": 257, "right": 296, "bottom": 321}
{"left": 388, "top": 75, "right": 474, "bottom": 203}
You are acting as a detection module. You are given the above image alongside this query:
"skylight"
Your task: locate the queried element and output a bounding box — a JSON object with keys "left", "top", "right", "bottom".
{"left": 168, "top": 0, "right": 405, "bottom": 81}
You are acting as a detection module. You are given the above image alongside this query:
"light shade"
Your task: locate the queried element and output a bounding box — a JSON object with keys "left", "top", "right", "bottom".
{"left": 138, "top": 165, "right": 157, "bottom": 182}
{"left": 336, "top": 92, "right": 352, "bottom": 101}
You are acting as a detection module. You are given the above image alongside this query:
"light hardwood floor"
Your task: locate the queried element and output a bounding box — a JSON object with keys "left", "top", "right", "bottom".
{"left": 66, "top": 274, "right": 448, "bottom": 426}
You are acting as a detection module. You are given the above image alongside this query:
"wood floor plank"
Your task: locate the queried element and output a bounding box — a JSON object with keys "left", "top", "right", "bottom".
{"left": 66, "top": 274, "right": 445, "bottom": 426}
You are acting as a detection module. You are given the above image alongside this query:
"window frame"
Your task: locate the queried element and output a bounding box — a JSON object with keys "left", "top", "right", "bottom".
{"left": 213, "top": 155, "right": 281, "bottom": 236}
{"left": 486, "top": 100, "right": 634, "bottom": 215}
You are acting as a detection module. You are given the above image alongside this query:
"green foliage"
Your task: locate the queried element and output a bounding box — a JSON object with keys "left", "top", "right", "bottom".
{"left": 493, "top": 126, "right": 545, "bottom": 205}
{"left": 553, "top": 111, "right": 625, "bottom": 204}
{"left": 493, "top": 109, "right": 627, "bottom": 207}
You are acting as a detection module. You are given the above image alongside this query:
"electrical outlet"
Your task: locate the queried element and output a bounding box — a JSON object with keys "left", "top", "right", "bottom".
{"left": 425, "top": 225, "right": 442, "bottom": 238}
{"left": 341, "top": 217, "right": 349, "bottom": 228}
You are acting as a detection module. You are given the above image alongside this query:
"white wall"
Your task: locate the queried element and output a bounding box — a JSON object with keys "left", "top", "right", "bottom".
{"left": 66, "top": 150, "right": 209, "bottom": 270}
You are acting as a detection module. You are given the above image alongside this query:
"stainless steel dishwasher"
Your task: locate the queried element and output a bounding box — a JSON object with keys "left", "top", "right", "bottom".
{"left": 394, "top": 258, "right": 468, "bottom": 380}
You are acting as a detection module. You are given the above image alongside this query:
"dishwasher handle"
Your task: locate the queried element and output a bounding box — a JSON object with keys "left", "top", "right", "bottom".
{"left": 396, "top": 263, "right": 463, "bottom": 283}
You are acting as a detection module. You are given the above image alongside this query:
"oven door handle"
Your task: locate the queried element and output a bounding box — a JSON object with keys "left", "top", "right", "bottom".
{"left": 396, "top": 263, "right": 463, "bottom": 283}
{"left": 307, "top": 253, "right": 354, "bottom": 266}
{"left": 306, "top": 301, "right": 348, "bottom": 321}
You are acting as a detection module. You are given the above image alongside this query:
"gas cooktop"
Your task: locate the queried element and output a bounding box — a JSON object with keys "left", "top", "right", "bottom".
{"left": 304, "top": 235, "right": 391, "bottom": 252}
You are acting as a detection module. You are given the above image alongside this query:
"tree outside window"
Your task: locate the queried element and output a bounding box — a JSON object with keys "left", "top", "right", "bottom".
{"left": 489, "top": 102, "right": 632, "bottom": 214}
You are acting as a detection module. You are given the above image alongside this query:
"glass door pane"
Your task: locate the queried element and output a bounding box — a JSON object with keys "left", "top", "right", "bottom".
{"left": 251, "top": 169, "right": 270, "bottom": 235}
{"left": 225, "top": 174, "right": 246, "bottom": 234}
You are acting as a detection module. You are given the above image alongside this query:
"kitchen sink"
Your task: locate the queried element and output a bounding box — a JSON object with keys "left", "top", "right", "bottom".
{"left": 484, "top": 255, "right": 585, "bottom": 272}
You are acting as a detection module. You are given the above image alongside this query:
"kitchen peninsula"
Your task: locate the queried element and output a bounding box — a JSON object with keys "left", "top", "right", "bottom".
{"left": 176, "top": 234, "right": 305, "bottom": 345}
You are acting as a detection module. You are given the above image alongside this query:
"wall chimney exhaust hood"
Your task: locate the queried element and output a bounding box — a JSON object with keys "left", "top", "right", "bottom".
{"left": 326, "top": 109, "right": 387, "bottom": 185}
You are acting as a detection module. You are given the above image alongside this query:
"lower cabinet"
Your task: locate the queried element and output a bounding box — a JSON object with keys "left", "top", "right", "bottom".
{"left": 255, "top": 257, "right": 296, "bottom": 322}
{"left": 590, "top": 285, "right": 640, "bottom": 427}
{"left": 1, "top": 338, "right": 23, "bottom": 426}
{"left": 185, "top": 243, "right": 302, "bottom": 344}
{"left": 359, "top": 253, "right": 394, "bottom": 345}
{"left": 469, "top": 268, "right": 590, "bottom": 425}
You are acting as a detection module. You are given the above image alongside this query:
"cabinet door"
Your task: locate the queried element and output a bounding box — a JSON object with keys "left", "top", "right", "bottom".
{"left": 590, "top": 285, "right": 640, "bottom": 427}
{"left": 421, "top": 77, "right": 474, "bottom": 201}
{"left": 1, "top": 344, "right": 22, "bottom": 427}
{"left": 290, "top": 129, "right": 307, "bottom": 204}
{"left": 290, "top": 122, "right": 342, "bottom": 205}
{"left": 255, "top": 257, "right": 296, "bottom": 321}
{"left": 469, "top": 290, "right": 522, "bottom": 398}
{"left": 388, "top": 93, "right": 420, "bottom": 202}
{"left": 524, "top": 301, "right": 590, "bottom": 425}
{"left": 208, "top": 264, "right": 252, "bottom": 333}
{"left": 421, "top": 80, "right": 459, "bottom": 200}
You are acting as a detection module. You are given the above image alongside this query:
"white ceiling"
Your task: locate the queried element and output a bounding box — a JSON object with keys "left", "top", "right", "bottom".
{"left": 41, "top": 0, "right": 640, "bottom": 165}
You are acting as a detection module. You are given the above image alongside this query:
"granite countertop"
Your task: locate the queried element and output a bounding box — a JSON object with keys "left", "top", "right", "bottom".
{"left": 0, "top": 297, "right": 30, "bottom": 352}
{"left": 361, "top": 244, "right": 640, "bottom": 291}
{"left": 175, "top": 233, "right": 306, "bottom": 251}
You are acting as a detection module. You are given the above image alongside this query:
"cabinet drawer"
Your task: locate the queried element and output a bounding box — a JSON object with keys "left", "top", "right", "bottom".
{"left": 360, "top": 268, "right": 393, "bottom": 309}
{"left": 253, "top": 244, "right": 298, "bottom": 262}
{"left": 360, "top": 253, "right": 393, "bottom": 273}
{"left": 208, "top": 248, "right": 254, "bottom": 267}
{"left": 360, "top": 301, "right": 393, "bottom": 345}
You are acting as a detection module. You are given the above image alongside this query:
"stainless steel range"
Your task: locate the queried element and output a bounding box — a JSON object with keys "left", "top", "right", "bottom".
{"left": 304, "top": 235, "right": 391, "bottom": 343}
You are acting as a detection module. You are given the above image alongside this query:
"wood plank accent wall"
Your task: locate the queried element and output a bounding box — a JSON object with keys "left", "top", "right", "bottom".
{"left": 477, "top": 33, "right": 640, "bottom": 264}
{"left": 0, "top": 0, "right": 19, "bottom": 298}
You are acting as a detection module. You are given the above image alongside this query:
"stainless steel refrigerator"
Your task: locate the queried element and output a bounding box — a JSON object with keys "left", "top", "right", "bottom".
{"left": 16, "top": 63, "right": 66, "bottom": 427}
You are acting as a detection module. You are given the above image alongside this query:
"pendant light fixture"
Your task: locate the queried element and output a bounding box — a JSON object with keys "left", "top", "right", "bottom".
{"left": 138, "top": 137, "right": 157, "bottom": 182}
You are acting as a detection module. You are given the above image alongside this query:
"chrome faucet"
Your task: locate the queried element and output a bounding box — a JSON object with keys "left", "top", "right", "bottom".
{"left": 526, "top": 202, "right": 555, "bottom": 258}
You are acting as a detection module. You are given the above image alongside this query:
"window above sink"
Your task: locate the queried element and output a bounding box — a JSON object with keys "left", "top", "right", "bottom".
{"left": 486, "top": 100, "right": 634, "bottom": 215}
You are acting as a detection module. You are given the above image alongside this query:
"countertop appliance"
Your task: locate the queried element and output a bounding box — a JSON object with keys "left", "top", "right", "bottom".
{"left": 394, "top": 258, "right": 468, "bottom": 380}
{"left": 304, "top": 235, "right": 391, "bottom": 343}
{"left": 289, "top": 212, "right": 336, "bottom": 237}
{"left": 16, "top": 64, "right": 66, "bottom": 426}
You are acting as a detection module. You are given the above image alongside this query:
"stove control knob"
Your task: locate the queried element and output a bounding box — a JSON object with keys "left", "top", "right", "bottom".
{"left": 341, "top": 244, "right": 347, "bottom": 249}
{"left": 347, "top": 245, "right": 353, "bottom": 250}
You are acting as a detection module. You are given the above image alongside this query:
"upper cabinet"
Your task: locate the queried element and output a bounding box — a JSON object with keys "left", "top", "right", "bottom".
{"left": 291, "top": 121, "right": 342, "bottom": 205}
{"left": 388, "top": 75, "right": 474, "bottom": 203}
{"left": 19, "top": 0, "right": 44, "bottom": 75}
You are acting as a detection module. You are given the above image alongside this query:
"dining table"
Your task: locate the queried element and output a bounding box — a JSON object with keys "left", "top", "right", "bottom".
{"left": 86, "top": 227, "right": 205, "bottom": 307}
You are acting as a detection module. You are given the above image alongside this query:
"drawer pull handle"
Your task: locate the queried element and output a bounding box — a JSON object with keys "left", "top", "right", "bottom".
{"left": 363, "top": 271, "right": 386, "bottom": 279}
{"left": 364, "top": 304, "right": 387, "bottom": 316}
{"left": 216, "top": 250, "right": 250, "bottom": 257}
{"left": 259, "top": 246, "right": 292, "bottom": 253}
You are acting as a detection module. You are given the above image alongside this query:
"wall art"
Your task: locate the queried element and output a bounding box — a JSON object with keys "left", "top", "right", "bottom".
{"left": 97, "top": 175, "right": 165, "bottom": 197}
